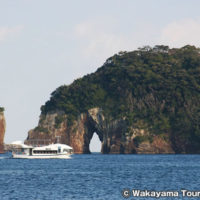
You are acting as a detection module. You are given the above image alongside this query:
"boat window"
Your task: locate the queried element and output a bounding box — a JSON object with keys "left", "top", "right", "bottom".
{"left": 33, "top": 150, "right": 58, "bottom": 154}
{"left": 63, "top": 149, "right": 73, "bottom": 153}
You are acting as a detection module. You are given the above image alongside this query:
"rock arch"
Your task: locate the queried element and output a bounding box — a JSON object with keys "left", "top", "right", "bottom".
{"left": 26, "top": 108, "right": 129, "bottom": 154}
{"left": 63, "top": 108, "right": 128, "bottom": 154}
{"left": 26, "top": 107, "right": 174, "bottom": 154}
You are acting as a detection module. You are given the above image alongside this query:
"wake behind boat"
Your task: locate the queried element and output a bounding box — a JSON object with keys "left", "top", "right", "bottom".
{"left": 11, "top": 142, "right": 73, "bottom": 159}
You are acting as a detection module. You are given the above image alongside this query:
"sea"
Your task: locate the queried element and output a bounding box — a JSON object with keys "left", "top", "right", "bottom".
{"left": 0, "top": 153, "right": 200, "bottom": 200}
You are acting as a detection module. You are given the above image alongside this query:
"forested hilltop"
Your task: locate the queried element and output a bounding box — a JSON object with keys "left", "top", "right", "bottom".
{"left": 27, "top": 45, "right": 200, "bottom": 154}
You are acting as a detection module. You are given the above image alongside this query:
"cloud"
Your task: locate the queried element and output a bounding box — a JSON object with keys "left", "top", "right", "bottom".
{"left": 74, "top": 18, "right": 200, "bottom": 62}
{"left": 160, "top": 19, "right": 200, "bottom": 47}
{"left": 0, "top": 25, "right": 24, "bottom": 42}
{"left": 74, "top": 19, "right": 162, "bottom": 64}
{"left": 74, "top": 20, "right": 127, "bottom": 61}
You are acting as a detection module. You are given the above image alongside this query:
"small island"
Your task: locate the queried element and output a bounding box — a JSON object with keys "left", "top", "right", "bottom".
{"left": 25, "top": 45, "right": 200, "bottom": 154}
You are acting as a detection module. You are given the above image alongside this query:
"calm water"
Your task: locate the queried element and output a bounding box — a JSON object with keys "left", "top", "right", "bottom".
{"left": 0, "top": 154, "right": 200, "bottom": 200}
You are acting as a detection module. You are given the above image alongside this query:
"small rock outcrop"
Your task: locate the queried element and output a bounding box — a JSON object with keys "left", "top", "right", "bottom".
{"left": 0, "top": 108, "right": 6, "bottom": 153}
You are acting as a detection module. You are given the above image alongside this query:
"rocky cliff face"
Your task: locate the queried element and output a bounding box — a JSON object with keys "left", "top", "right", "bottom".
{"left": 25, "top": 108, "right": 174, "bottom": 154}
{"left": 25, "top": 46, "right": 200, "bottom": 153}
{"left": 0, "top": 111, "right": 6, "bottom": 153}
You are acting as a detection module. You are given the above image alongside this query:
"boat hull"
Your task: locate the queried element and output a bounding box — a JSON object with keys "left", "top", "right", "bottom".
{"left": 12, "top": 154, "right": 71, "bottom": 159}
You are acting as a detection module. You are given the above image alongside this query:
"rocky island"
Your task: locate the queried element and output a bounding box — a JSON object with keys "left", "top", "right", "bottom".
{"left": 25, "top": 45, "right": 200, "bottom": 154}
{"left": 0, "top": 107, "right": 6, "bottom": 153}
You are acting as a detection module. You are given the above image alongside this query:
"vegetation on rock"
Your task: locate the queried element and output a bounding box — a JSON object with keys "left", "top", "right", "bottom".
{"left": 40, "top": 45, "right": 200, "bottom": 153}
{"left": 0, "top": 107, "right": 4, "bottom": 112}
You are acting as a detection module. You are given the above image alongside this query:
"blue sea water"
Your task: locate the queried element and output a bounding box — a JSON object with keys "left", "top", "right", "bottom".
{"left": 0, "top": 154, "right": 200, "bottom": 200}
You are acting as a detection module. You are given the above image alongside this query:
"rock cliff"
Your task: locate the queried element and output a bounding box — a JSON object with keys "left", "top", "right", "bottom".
{"left": 26, "top": 108, "right": 174, "bottom": 154}
{"left": 0, "top": 108, "right": 6, "bottom": 153}
{"left": 26, "top": 45, "right": 200, "bottom": 154}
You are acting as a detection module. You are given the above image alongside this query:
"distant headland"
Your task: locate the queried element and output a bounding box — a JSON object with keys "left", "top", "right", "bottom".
{"left": 25, "top": 45, "right": 200, "bottom": 154}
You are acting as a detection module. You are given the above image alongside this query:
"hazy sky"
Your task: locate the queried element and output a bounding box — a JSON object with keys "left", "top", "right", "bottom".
{"left": 1, "top": 0, "right": 200, "bottom": 151}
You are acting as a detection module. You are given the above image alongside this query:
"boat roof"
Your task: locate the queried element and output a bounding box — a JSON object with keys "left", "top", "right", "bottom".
{"left": 11, "top": 141, "right": 33, "bottom": 148}
{"left": 33, "top": 143, "right": 73, "bottom": 150}
{"left": 11, "top": 140, "right": 23, "bottom": 145}
{"left": 21, "top": 144, "right": 33, "bottom": 148}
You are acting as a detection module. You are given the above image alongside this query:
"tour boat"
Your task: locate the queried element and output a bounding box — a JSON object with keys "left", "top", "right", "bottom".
{"left": 12, "top": 143, "right": 73, "bottom": 159}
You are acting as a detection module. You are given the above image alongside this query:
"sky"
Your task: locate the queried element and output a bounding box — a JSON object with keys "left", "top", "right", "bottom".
{"left": 0, "top": 0, "right": 200, "bottom": 152}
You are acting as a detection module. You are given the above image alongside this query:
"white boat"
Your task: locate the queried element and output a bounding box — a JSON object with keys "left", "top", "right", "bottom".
{"left": 12, "top": 143, "right": 73, "bottom": 159}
